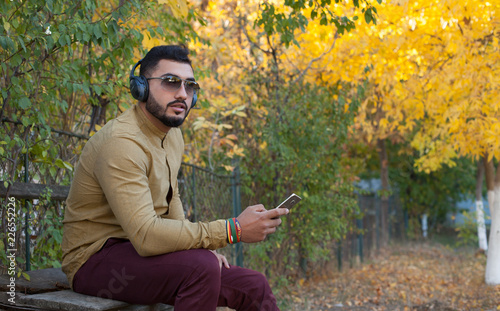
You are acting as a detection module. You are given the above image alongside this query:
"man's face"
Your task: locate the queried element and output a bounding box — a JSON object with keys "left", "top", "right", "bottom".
{"left": 145, "top": 59, "right": 196, "bottom": 128}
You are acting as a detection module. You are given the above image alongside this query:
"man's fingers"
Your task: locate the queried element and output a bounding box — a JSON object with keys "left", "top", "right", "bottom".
{"left": 237, "top": 204, "right": 290, "bottom": 243}
{"left": 249, "top": 204, "right": 267, "bottom": 212}
{"left": 210, "top": 250, "right": 227, "bottom": 271}
{"left": 267, "top": 207, "right": 289, "bottom": 219}
{"left": 221, "top": 256, "right": 230, "bottom": 269}
{"left": 271, "top": 218, "right": 282, "bottom": 227}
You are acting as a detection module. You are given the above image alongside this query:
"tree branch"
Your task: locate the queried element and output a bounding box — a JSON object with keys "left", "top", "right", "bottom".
{"left": 282, "top": 32, "right": 338, "bottom": 106}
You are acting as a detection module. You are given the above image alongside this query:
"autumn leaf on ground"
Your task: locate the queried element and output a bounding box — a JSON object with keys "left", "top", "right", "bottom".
{"left": 278, "top": 241, "right": 499, "bottom": 310}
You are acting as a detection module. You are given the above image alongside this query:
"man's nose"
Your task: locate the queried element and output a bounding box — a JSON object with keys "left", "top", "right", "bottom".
{"left": 174, "top": 82, "right": 188, "bottom": 99}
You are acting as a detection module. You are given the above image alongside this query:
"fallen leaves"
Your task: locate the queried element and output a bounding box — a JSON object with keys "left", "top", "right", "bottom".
{"left": 278, "top": 241, "right": 500, "bottom": 310}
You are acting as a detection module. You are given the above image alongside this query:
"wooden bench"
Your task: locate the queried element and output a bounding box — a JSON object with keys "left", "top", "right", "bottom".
{"left": 0, "top": 268, "right": 174, "bottom": 310}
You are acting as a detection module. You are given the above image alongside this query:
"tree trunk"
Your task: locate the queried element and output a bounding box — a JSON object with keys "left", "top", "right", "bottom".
{"left": 475, "top": 158, "right": 488, "bottom": 251}
{"left": 484, "top": 158, "right": 500, "bottom": 285}
{"left": 377, "top": 139, "right": 390, "bottom": 246}
{"left": 422, "top": 214, "right": 428, "bottom": 238}
{"left": 484, "top": 158, "right": 495, "bottom": 213}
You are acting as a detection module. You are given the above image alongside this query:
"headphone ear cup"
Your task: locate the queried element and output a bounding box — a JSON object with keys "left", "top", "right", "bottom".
{"left": 130, "top": 75, "right": 149, "bottom": 102}
{"left": 192, "top": 91, "right": 197, "bottom": 108}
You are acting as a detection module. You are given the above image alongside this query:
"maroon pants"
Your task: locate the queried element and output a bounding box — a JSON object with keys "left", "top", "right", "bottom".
{"left": 73, "top": 239, "right": 279, "bottom": 311}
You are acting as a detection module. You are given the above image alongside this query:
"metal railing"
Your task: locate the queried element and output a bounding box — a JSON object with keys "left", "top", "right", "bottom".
{"left": 334, "top": 194, "right": 405, "bottom": 271}
{"left": 178, "top": 163, "right": 243, "bottom": 266}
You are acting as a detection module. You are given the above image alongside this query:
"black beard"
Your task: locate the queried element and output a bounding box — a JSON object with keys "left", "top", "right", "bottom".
{"left": 146, "top": 94, "right": 187, "bottom": 128}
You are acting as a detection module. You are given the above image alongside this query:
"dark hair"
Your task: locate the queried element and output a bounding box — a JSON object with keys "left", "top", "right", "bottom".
{"left": 139, "top": 45, "right": 192, "bottom": 77}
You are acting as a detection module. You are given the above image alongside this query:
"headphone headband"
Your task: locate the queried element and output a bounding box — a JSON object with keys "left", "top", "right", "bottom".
{"left": 129, "top": 59, "right": 142, "bottom": 80}
{"left": 129, "top": 59, "right": 149, "bottom": 102}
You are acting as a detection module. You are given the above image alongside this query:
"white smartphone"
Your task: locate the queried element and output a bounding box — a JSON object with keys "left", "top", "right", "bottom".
{"left": 275, "top": 193, "right": 302, "bottom": 209}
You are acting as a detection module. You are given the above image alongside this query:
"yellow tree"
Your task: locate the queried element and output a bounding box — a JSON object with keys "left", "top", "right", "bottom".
{"left": 318, "top": 0, "right": 500, "bottom": 284}
{"left": 300, "top": 1, "right": 431, "bottom": 246}
{"left": 405, "top": 0, "right": 500, "bottom": 285}
{"left": 184, "top": 0, "right": 379, "bottom": 168}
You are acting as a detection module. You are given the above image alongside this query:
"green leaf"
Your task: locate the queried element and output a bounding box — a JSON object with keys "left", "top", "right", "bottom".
{"left": 364, "top": 8, "right": 372, "bottom": 24}
{"left": 18, "top": 97, "right": 32, "bottom": 109}
{"left": 53, "top": 230, "right": 63, "bottom": 244}
{"left": 320, "top": 12, "right": 328, "bottom": 25}
{"left": 58, "top": 24, "right": 67, "bottom": 33}
{"left": 55, "top": 158, "right": 66, "bottom": 169}
{"left": 93, "top": 85, "right": 102, "bottom": 95}
{"left": 52, "top": 261, "right": 62, "bottom": 268}
{"left": 22, "top": 272, "right": 30, "bottom": 281}
{"left": 0, "top": 36, "right": 10, "bottom": 51}
{"left": 46, "top": 0, "right": 54, "bottom": 11}
{"left": 94, "top": 24, "right": 102, "bottom": 39}
{"left": 200, "top": 98, "right": 210, "bottom": 109}
{"left": 3, "top": 21, "right": 11, "bottom": 32}
{"left": 63, "top": 161, "right": 73, "bottom": 171}
{"left": 4, "top": 36, "right": 17, "bottom": 53}
{"left": 83, "top": 31, "right": 91, "bottom": 42}
{"left": 49, "top": 166, "right": 57, "bottom": 178}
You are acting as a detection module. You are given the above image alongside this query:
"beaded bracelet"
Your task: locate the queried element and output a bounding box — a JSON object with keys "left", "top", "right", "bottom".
{"left": 226, "top": 217, "right": 242, "bottom": 244}
{"left": 234, "top": 218, "right": 242, "bottom": 243}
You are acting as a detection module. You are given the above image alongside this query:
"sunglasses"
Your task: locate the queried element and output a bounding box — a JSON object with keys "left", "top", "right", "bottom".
{"left": 147, "top": 75, "right": 200, "bottom": 96}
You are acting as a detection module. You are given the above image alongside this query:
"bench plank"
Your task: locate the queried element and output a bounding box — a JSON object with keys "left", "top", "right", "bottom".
{"left": 18, "top": 290, "right": 132, "bottom": 311}
{"left": 0, "top": 268, "right": 70, "bottom": 294}
{"left": 0, "top": 268, "right": 174, "bottom": 311}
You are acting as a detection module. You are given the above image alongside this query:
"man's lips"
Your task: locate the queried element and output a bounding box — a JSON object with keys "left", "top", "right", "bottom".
{"left": 167, "top": 102, "right": 187, "bottom": 113}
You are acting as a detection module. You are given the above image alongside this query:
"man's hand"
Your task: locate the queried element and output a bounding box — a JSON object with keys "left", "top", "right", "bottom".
{"left": 236, "top": 204, "right": 289, "bottom": 243}
{"left": 210, "top": 250, "right": 230, "bottom": 271}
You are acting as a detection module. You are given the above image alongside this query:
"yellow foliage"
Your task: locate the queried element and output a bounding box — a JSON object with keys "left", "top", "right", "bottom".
{"left": 225, "top": 134, "right": 238, "bottom": 141}
{"left": 157, "top": 0, "right": 188, "bottom": 18}
{"left": 142, "top": 33, "right": 168, "bottom": 50}
{"left": 228, "top": 145, "right": 245, "bottom": 158}
{"left": 259, "top": 141, "right": 267, "bottom": 151}
{"left": 317, "top": 0, "right": 500, "bottom": 171}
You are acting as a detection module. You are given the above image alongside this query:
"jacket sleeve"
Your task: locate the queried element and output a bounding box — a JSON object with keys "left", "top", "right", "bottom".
{"left": 93, "top": 137, "right": 228, "bottom": 256}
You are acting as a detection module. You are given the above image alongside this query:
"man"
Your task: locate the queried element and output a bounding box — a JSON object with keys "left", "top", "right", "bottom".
{"left": 62, "top": 45, "right": 288, "bottom": 311}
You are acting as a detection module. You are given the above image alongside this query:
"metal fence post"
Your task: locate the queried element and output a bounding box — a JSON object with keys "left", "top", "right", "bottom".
{"left": 24, "top": 152, "right": 30, "bottom": 271}
{"left": 337, "top": 241, "right": 342, "bottom": 271}
{"left": 388, "top": 197, "right": 392, "bottom": 241}
{"left": 231, "top": 161, "right": 243, "bottom": 267}
{"left": 375, "top": 197, "right": 380, "bottom": 252}
{"left": 357, "top": 217, "right": 363, "bottom": 263}
{"left": 191, "top": 166, "right": 197, "bottom": 221}
{"left": 404, "top": 208, "right": 409, "bottom": 239}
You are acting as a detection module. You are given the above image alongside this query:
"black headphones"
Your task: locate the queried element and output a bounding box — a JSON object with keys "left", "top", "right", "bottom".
{"left": 129, "top": 60, "right": 197, "bottom": 108}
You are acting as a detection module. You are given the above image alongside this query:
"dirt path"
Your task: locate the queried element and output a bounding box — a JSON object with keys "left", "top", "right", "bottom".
{"left": 278, "top": 242, "right": 500, "bottom": 310}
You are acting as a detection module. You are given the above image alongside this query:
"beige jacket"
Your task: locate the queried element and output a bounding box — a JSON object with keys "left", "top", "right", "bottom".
{"left": 62, "top": 104, "right": 227, "bottom": 287}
